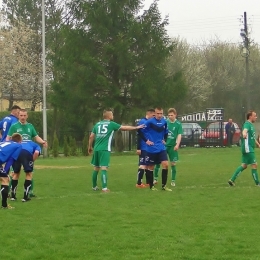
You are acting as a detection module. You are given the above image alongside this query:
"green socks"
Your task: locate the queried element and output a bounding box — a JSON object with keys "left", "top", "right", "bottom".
{"left": 101, "top": 170, "right": 108, "bottom": 189}
{"left": 92, "top": 170, "right": 98, "bottom": 187}
{"left": 29, "top": 178, "right": 34, "bottom": 195}
{"left": 154, "top": 164, "right": 160, "bottom": 180}
{"left": 8, "top": 175, "right": 13, "bottom": 192}
{"left": 171, "top": 165, "right": 176, "bottom": 181}
{"left": 251, "top": 169, "right": 259, "bottom": 184}
{"left": 230, "top": 166, "right": 245, "bottom": 182}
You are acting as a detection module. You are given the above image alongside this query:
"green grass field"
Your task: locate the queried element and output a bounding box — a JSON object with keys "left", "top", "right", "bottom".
{"left": 2, "top": 147, "right": 260, "bottom": 260}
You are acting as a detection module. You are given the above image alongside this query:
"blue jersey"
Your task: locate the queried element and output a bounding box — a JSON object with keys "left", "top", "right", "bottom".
{"left": 0, "top": 141, "right": 22, "bottom": 163}
{"left": 0, "top": 115, "right": 18, "bottom": 141}
{"left": 21, "top": 141, "right": 41, "bottom": 155}
{"left": 143, "top": 117, "right": 168, "bottom": 153}
{"left": 137, "top": 117, "right": 148, "bottom": 151}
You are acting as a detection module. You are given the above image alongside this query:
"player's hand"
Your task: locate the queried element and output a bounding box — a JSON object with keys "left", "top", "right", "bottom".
{"left": 136, "top": 124, "right": 145, "bottom": 129}
{"left": 162, "top": 140, "right": 166, "bottom": 145}
{"left": 88, "top": 147, "right": 93, "bottom": 154}
{"left": 136, "top": 150, "right": 141, "bottom": 155}
{"left": 174, "top": 145, "right": 179, "bottom": 151}
{"left": 43, "top": 141, "right": 48, "bottom": 148}
{"left": 146, "top": 140, "right": 154, "bottom": 146}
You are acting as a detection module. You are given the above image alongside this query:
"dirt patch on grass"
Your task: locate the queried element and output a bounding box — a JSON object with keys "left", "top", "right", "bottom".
{"left": 35, "top": 165, "right": 86, "bottom": 169}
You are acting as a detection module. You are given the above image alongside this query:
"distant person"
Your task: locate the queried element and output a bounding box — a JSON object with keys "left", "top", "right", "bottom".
{"left": 225, "top": 118, "right": 235, "bottom": 147}
{"left": 88, "top": 109, "right": 145, "bottom": 192}
{"left": 228, "top": 110, "right": 260, "bottom": 187}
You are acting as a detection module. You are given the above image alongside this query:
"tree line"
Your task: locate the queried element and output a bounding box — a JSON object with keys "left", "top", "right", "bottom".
{"left": 1, "top": 0, "right": 260, "bottom": 150}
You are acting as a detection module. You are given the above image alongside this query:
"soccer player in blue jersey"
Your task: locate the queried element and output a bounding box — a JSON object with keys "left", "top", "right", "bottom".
{"left": 0, "top": 133, "right": 22, "bottom": 209}
{"left": 0, "top": 105, "right": 20, "bottom": 142}
{"left": 136, "top": 109, "right": 155, "bottom": 188}
{"left": 143, "top": 107, "right": 172, "bottom": 191}
{"left": 11, "top": 140, "right": 41, "bottom": 202}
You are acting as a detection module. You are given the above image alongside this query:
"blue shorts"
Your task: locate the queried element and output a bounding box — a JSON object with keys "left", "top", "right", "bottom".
{"left": 0, "top": 165, "right": 8, "bottom": 177}
{"left": 146, "top": 150, "right": 168, "bottom": 165}
{"left": 138, "top": 150, "right": 148, "bottom": 166}
{"left": 12, "top": 150, "right": 34, "bottom": 173}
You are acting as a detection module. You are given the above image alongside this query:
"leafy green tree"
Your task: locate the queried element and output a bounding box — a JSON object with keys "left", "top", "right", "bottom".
{"left": 63, "top": 135, "right": 70, "bottom": 157}
{"left": 52, "top": 131, "right": 59, "bottom": 157}
{"left": 51, "top": 0, "right": 187, "bottom": 151}
{"left": 82, "top": 132, "right": 89, "bottom": 156}
{"left": 69, "top": 136, "right": 78, "bottom": 156}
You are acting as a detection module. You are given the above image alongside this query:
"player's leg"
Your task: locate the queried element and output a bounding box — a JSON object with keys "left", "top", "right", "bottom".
{"left": 91, "top": 151, "right": 100, "bottom": 190}
{"left": 99, "top": 151, "right": 110, "bottom": 192}
{"left": 249, "top": 153, "right": 259, "bottom": 185}
{"left": 228, "top": 153, "right": 248, "bottom": 186}
{"left": 145, "top": 152, "right": 156, "bottom": 190}
{"left": 154, "top": 164, "right": 160, "bottom": 184}
{"left": 29, "top": 173, "right": 36, "bottom": 197}
{"left": 0, "top": 168, "right": 14, "bottom": 209}
{"left": 8, "top": 168, "right": 14, "bottom": 194}
{"left": 160, "top": 151, "right": 171, "bottom": 191}
{"left": 167, "top": 147, "right": 178, "bottom": 186}
{"left": 21, "top": 152, "right": 34, "bottom": 202}
{"left": 136, "top": 150, "right": 147, "bottom": 188}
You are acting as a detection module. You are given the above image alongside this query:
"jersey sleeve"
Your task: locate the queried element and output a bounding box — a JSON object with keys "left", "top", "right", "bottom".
{"left": 91, "top": 124, "right": 97, "bottom": 134}
{"left": 177, "top": 123, "right": 183, "bottom": 135}
{"left": 31, "top": 125, "right": 38, "bottom": 138}
{"left": 111, "top": 121, "right": 121, "bottom": 131}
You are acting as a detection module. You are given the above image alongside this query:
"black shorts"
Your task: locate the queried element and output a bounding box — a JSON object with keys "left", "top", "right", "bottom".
{"left": 146, "top": 150, "right": 168, "bottom": 165}
{"left": 138, "top": 150, "right": 148, "bottom": 166}
{"left": 12, "top": 150, "right": 34, "bottom": 173}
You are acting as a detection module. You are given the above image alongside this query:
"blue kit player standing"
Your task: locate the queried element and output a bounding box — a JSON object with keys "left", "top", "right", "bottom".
{"left": 136, "top": 109, "right": 155, "bottom": 188}
{"left": 11, "top": 140, "right": 41, "bottom": 202}
{"left": 143, "top": 107, "right": 172, "bottom": 191}
{"left": 0, "top": 105, "right": 20, "bottom": 141}
{"left": 0, "top": 133, "right": 22, "bottom": 209}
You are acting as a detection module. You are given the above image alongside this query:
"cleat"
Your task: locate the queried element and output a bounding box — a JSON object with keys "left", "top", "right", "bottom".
{"left": 228, "top": 180, "right": 235, "bottom": 187}
{"left": 151, "top": 186, "right": 158, "bottom": 191}
{"left": 10, "top": 197, "right": 17, "bottom": 201}
{"left": 145, "top": 184, "right": 150, "bottom": 187}
{"left": 153, "top": 180, "right": 158, "bottom": 185}
{"left": 136, "top": 184, "right": 146, "bottom": 188}
{"left": 21, "top": 198, "right": 31, "bottom": 202}
{"left": 1, "top": 204, "right": 15, "bottom": 209}
{"left": 102, "top": 188, "right": 110, "bottom": 192}
{"left": 256, "top": 183, "right": 260, "bottom": 187}
{"left": 92, "top": 186, "right": 99, "bottom": 191}
{"left": 171, "top": 181, "right": 176, "bottom": 187}
{"left": 29, "top": 193, "right": 37, "bottom": 198}
{"left": 162, "top": 186, "right": 172, "bottom": 191}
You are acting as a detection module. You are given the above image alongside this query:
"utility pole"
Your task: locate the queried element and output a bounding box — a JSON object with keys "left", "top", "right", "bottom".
{"left": 243, "top": 12, "right": 250, "bottom": 111}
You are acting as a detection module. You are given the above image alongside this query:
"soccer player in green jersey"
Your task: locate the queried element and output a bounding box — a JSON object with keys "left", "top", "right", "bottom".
{"left": 228, "top": 110, "right": 260, "bottom": 187}
{"left": 7, "top": 109, "right": 48, "bottom": 198}
{"left": 154, "top": 108, "right": 183, "bottom": 186}
{"left": 88, "top": 109, "right": 144, "bottom": 192}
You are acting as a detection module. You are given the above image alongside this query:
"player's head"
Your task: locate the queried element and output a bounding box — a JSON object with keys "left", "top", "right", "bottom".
{"left": 11, "top": 133, "right": 22, "bottom": 143}
{"left": 19, "top": 109, "right": 28, "bottom": 123}
{"left": 155, "top": 107, "right": 163, "bottom": 120}
{"left": 168, "top": 108, "right": 177, "bottom": 122}
{"left": 103, "top": 109, "right": 113, "bottom": 120}
{"left": 146, "top": 108, "right": 155, "bottom": 119}
{"left": 247, "top": 110, "right": 257, "bottom": 123}
{"left": 11, "top": 105, "right": 21, "bottom": 118}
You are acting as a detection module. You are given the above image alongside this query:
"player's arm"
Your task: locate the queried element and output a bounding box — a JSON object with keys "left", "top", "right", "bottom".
{"left": 120, "top": 125, "right": 144, "bottom": 131}
{"left": 34, "top": 135, "right": 48, "bottom": 147}
{"left": 242, "top": 128, "right": 248, "bottom": 139}
{"left": 88, "top": 132, "right": 95, "bottom": 154}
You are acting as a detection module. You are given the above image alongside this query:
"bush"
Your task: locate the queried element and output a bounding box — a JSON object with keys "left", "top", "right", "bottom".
{"left": 82, "top": 132, "right": 89, "bottom": 156}
{"left": 52, "top": 132, "right": 59, "bottom": 157}
{"left": 63, "top": 136, "right": 70, "bottom": 157}
{"left": 69, "top": 136, "right": 78, "bottom": 156}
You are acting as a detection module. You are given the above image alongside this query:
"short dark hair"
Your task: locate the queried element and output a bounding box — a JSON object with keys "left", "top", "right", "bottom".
{"left": 19, "top": 108, "right": 28, "bottom": 113}
{"left": 247, "top": 110, "right": 256, "bottom": 120}
{"left": 155, "top": 107, "right": 163, "bottom": 111}
{"left": 11, "top": 105, "right": 21, "bottom": 111}
{"left": 147, "top": 108, "right": 155, "bottom": 113}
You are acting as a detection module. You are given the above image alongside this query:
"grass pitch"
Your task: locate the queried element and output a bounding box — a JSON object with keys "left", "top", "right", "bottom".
{"left": 2, "top": 147, "right": 260, "bottom": 260}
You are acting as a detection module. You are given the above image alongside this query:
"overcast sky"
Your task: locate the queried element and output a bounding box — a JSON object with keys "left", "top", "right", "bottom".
{"left": 144, "top": 0, "right": 260, "bottom": 45}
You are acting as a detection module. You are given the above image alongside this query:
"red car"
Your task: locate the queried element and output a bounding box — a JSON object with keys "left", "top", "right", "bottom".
{"left": 199, "top": 122, "right": 241, "bottom": 147}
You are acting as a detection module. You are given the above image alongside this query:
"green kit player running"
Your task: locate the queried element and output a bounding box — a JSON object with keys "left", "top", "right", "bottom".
{"left": 154, "top": 108, "right": 183, "bottom": 186}
{"left": 7, "top": 109, "right": 47, "bottom": 198}
{"left": 88, "top": 109, "right": 144, "bottom": 192}
{"left": 228, "top": 110, "right": 260, "bottom": 187}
